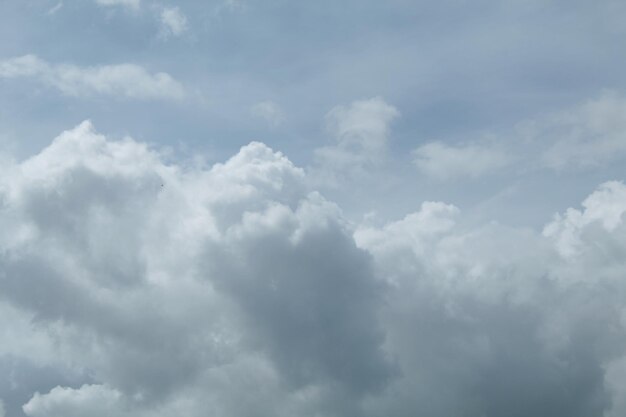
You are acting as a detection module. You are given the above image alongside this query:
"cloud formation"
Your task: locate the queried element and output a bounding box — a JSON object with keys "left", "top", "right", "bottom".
{"left": 0, "top": 122, "right": 391, "bottom": 416}
{"left": 1, "top": 123, "right": 626, "bottom": 416}
{"left": 0, "top": 55, "right": 184, "bottom": 100}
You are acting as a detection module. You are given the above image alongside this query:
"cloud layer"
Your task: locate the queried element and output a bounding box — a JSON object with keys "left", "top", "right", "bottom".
{"left": 1, "top": 123, "right": 626, "bottom": 416}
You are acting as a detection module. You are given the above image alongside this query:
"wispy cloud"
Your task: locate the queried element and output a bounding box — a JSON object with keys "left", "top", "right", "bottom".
{"left": 538, "top": 92, "right": 626, "bottom": 170}
{"left": 47, "top": 2, "right": 63, "bottom": 15}
{"left": 413, "top": 140, "right": 510, "bottom": 180}
{"left": 412, "top": 92, "right": 626, "bottom": 181}
{"left": 0, "top": 55, "right": 185, "bottom": 100}
{"left": 314, "top": 97, "right": 399, "bottom": 184}
{"left": 94, "top": 0, "right": 140, "bottom": 10}
{"left": 159, "top": 7, "right": 188, "bottom": 38}
{"left": 251, "top": 101, "right": 285, "bottom": 128}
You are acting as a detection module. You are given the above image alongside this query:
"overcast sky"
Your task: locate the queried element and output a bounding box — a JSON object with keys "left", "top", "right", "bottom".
{"left": 1, "top": 1, "right": 626, "bottom": 416}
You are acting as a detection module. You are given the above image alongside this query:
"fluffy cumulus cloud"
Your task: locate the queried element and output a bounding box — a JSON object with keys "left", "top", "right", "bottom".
{"left": 0, "top": 122, "right": 391, "bottom": 417}
{"left": 355, "top": 182, "right": 626, "bottom": 417}
{"left": 2, "top": 122, "right": 626, "bottom": 416}
{"left": 23, "top": 385, "right": 125, "bottom": 417}
{"left": 0, "top": 55, "right": 184, "bottom": 100}
{"left": 543, "top": 181, "right": 626, "bottom": 257}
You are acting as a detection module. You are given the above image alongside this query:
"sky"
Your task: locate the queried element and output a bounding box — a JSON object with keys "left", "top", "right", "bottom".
{"left": 1, "top": 1, "right": 626, "bottom": 416}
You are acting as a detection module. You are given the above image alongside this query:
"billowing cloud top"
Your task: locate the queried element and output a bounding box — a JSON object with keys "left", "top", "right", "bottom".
{"left": 3, "top": 1, "right": 626, "bottom": 416}
{"left": 1, "top": 122, "right": 626, "bottom": 417}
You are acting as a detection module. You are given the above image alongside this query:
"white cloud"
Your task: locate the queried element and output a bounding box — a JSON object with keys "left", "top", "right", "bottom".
{"left": 412, "top": 140, "right": 510, "bottom": 180}
{"left": 0, "top": 55, "right": 45, "bottom": 78}
{"left": 2, "top": 122, "right": 626, "bottom": 417}
{"left": 314, "top": 97, "right": 399, "bottom": 183}
{"left": 160, "top": 7, "right": 188, "bottom": 38}
{"left": 0, "top": 55, "right": 184, "bottom": 100}
{"left": 23, "top": 385, "right": 125, "bottom": 417}
{"left": 543, "top": 180, "right": 626, "bottom": 257}
{"left": 251, "top": 101, "right": 285, "bottom": 127}
{"left": 95, "top": 0, "right": 140, "bottom": 10}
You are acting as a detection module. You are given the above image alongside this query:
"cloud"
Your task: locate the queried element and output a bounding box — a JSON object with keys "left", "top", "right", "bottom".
{"left": 251, "top": 101, "right": 285, "bottom": 128}
{"left": 159, "top": 7, "right": 188, "bottom": 38}
{"left": 23, "top": 385, "right": 125, "bottom": 417}
{"left": 410, "top": 92, "right": 626, "bottom": 182}
{"left": 539, "top": 92, "right": 626, "bottom": 170}
{"left": 355, "top": 182, "right": 626, "bottom": 417}
{"left": 412, "top": 140, "right": 510, "bottom": 180}
{"left": 2, "top": 122, "right": 626, "bottom": 416}
{"left": 0, "top": 55, "right": 184, "bottom": 100}
{"left": 47, "top": 2, "right": 63, "bottom": 15}
{"left": 314, "top": 97, "right": 399, "bottom": 184}
{"left": 543, "top": 180, "right": 626, "bottom": 257}
{"left": 95, "top": 0, "right": 140, "bottom": 10}
{"left": 0, "top": 122, "right": 392, "bottom": 416}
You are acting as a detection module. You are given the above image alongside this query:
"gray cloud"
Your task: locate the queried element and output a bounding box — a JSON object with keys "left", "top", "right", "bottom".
{"left": 0, "top": 123, "right": 391, "bottom": 416}
{"left": 4, "top": 1, "right": 626, "bottom": 415}
{"left": 355, "top": 182, "right": 626, "bottom": 417}
{"left": 1, "top": 122, "right": 626, "bottom": 417}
